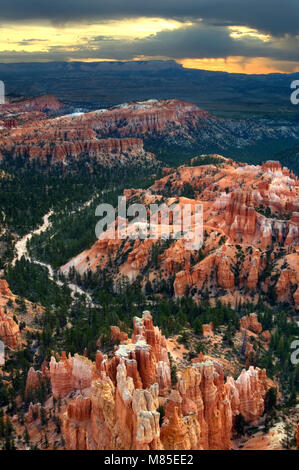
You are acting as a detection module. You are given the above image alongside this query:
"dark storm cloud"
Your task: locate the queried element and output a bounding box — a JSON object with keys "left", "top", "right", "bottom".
{"left": 0, "top": 0, "right": 298, "bottom": 36}
{"left": 1, "top": 1, "right": 298, "bottom": 67}
{"left": 2, "top": 22, "right": 298, "bottom": 64}
{"left": 17, "top": 39, "right": 47, "bottom": 45}
{"left": 81, "top": 23, "right": 299, "bottom": 62}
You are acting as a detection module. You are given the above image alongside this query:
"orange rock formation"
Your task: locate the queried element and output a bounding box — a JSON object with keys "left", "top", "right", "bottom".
{"left": 240, "top": 314, "right": 262, "bottom": 334}
{"left": 202, "top": 323, "right": 214, "bottom": 337}
{"left": 110, "top": 326, "right": 128, "bottom": 344}
{"left": 48, "top": 312, "right": 273, "bottom": 450}
{"left": 0, "top": 280, "right": 13, "bottom": 297}
{"left": 61, "top": 158, "right": 299, "bottom": 310}
{"left": 0, "top": 95, "right": 159, "bottom": 169}
{"left": 0, "top": 308, "right": 21, "bottom": 349}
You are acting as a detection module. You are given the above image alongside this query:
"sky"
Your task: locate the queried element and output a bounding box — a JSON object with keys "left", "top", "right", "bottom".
{"left": 0, "top": 0, "right": 299, "bottom": 73}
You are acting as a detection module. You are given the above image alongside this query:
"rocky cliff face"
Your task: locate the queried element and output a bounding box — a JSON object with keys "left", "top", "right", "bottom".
{"left": 78, "top": 99, "right": 213, "bottom": 138}
{"left": 0, "top": 280, "right": 13, "bottom": 298}
{"left": 0, "top": 308, "right": 21, "bottom": 350}
{"left": 25, "top": 362, "right": 49, "bottom": 395}
{"left": 1, "top": 97, "right": 299, "bottom": 169}
{"left": 0, "top": 279, "right": 45, "bottom": 351}
{"left": 3, "top": 94, "right": 64, "bottom": 113}
{"left": 240, "top": 314, "right": 262, "bottom": 334}
{"left": 0, "top": 97, "right": 162, "bottom": 169}
{"left": 62, "top": 157, "right": 299, "bottom": 310}
{"left": 47, "top": 312, "right": 273, "bottom": 450}
{"left": 0, "top": 126, "right": 156, "bottom": 168}
{"left": 0, "top": 95, "right": 65, "bottom": 130}
{"left": 0, "top": 280, "right": 22, "bottom": 350}
{"left": 50, "top": 352, "right": 95, "bottom": 399}
{"left": 37, "top": 98, "right": 299, "bottom": 145}
{"left": 110, "top": 326, "right": 128, "bottom": 344}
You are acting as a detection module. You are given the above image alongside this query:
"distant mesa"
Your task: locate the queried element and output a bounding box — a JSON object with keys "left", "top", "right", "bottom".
{"left": 1, "top": 97, "right": 299, "bottom": 170}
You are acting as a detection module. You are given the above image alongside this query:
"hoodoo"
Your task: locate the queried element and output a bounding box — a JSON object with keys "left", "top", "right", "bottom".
{"left": 45, "top": 312, "right": 274, "bottom": 450}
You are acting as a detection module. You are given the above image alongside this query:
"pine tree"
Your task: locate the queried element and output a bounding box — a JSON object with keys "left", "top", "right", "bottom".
{"left": 281, "top": 422, "right": 295, "bottom": 449}
{"left": 23, "top": 427, "right": 30, "bottom": 445}
{"left": 43, "top": 432, "right": 49, "bottom": 449}
{"left": 40, "top": 406, "right": 47, "bottom": 426}
{"left": 235, "top": 414, "right": 246, "bottom": 436}
{"left": 240, "top": 330, "right": 248, "bottom": 356}
{"left": 264, "top": 387, "right": 277, "bottom": 414}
